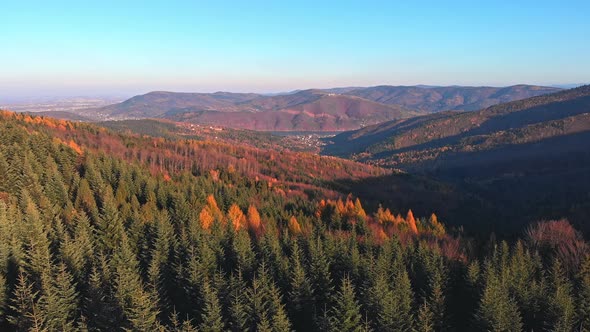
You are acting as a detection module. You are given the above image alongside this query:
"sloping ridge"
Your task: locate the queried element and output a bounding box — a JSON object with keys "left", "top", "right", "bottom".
{"left": 157, "top": 90, "right": 420, "bottom": 131}
{"left": 343, "top": 84, "right": 561, "bottom": 112}
{"left": 324, "top": 85, "right": 590, "bottom": 163}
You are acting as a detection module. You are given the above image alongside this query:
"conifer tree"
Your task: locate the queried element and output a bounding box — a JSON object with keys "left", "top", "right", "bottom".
{"left": 288, "top": 241, "right": 315, "bottom": 331}
{"left": 288, "top": 216, "right": 302, "bottom": 235}
{"left": 61, "top": 211, "right": 95, "bottom": 278}
{"left": 83, "top": 266, "right": 121, "bottom": 331}
{"left": 328, "top": 276, "right": 363, "bottom": 332}
{"left": 268, "top": 283, "right": 292, "bottom": 332}
{"left": 9, "top": 270, "right": 45, "bottom": 331}
{"left": 114, "top": 234, "right": 160, "bottom": 331}
{"left": 228, "top": 203, "right": 247, "bottom": 230}
{"left": 415, "top": 301, "right": 434, "bottom": 332}
{"left": 228, "top": 270, "right": 249, "bottom": 332}
{"left": 578, "top": 255, "right": 590, "bottom": 332}
{"left": 199, "top": 207, "right": 215, "bottom": 231}
{"left": 309, "top": 237, "right": 334, "bottom": 318}
{"left": 247, "top": 205, "right": 262, "bottom": 232}
{"left": 0, "top": 272, "right": 5, "bottom": 320}
{"left": 548, "top": 259, "right": 575, "bottom": 332}
{"left": 425, "top": 264, "right": 446, "bottom": 331}
{"left": 366, "top": 259, "right": 414, "bottom": 332}
{"left": 199, "top": 280, "right": 225, "bottom": 332}
{"left": 75, "top": 178, "right": 99, "bottom": 221}
{"left": 247, "top": 273, "right": 269, "bottom": 331}
{"left": 40, "top": 262, "right": 79, "bottom": 331}
{"left": 474, "top": 272, "right": 523, "bottom": 332}
{"left": 96, "top": 186, "right": 126, "bottom": 257}
{"left": 406, "top": 210, "right": 418, "bottom": 234}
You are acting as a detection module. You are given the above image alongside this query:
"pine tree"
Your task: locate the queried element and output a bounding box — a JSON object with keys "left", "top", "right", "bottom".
{"left": 474, "top": 272, "right": 523, "bottom": 332}
{"left": 114, "top": 234, "right": 160, "bottom": 331}
{"left": 9, "top": 270, "right": 45, "bottom": 331}
{"left": 83, "top": 266, "right": 121, "bottom": 331}
{"left": 40, "top": 262, "right": 79, "bottom": 331}
{"left": 425, "top": 264, "right": 446, "bottom": 331}
{"left": 96, "top": 186, "right": 126, "bottom": 257}
{"left": 247, "top": 274, "right": 269, "bottom": 331}
{"left": 548, "top": 259, "right": 575, "bottom": 332}
{"left": 579, "top": 255, "right": 590, "bottom": 332}
{"left": 74, "top": 178, "right": 99, "bottom": 221}
{"left": 415, "top": 301, "right": 434, "bottom": 332}
{"left": 288, "top": 241, "right": 315, "bottom": 331}
{"left": 229, "top": 226, "right": 255, "bottom": 274}
{"left": 268, "top": 283, "right": 291, "bottom": 332}
{"left": 61, "top": 211, "right": 94, "bottom": 278}
{"left": 374, "top": 270, "right": 414, "bottom": 332}
{"left": 228, "top": 270, "right": 249, "bottom": 332}
{"left": 309, "top": 237, "right": 334, "bottom": 315}
{"left": 328, "top": 276, "right": 363, "bottom": 332}
{"left": 199, "top": 280, "right": 225, "bottom": 332}
{"left": 0, "top": 272, "right": 5, "bottom": 320}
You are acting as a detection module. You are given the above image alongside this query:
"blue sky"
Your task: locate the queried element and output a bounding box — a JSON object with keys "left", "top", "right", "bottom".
{"left": 1, "top": 0, "right": 589, "bottom": 97}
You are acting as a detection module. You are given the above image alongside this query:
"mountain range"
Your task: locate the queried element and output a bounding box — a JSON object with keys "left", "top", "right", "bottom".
{"left": 79, "top": 84, "right": 560, "bottom": 131}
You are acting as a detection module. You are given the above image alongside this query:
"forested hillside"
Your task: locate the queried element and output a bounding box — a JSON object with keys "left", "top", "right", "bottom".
{"left": 0, "top": 111, "right": 589, "bottom": 331}
{"left": 324, "top": 85, "right": 590, "bottom": 234}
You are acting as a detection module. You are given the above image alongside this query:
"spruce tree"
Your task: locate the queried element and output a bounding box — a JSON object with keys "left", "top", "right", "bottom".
{"left": 548, "top": 259, "right": 575, "bottom": 332}
{"left": 288, "top": 241, "right": 314, "bottom": 331}
{"left": 199, "top": 280, "right": 225, "bottom": 332}
{"left": 268, "top": 283, "right": 291, "bottom": 332}
{"left": 366, "top": 267, "right": 414, "bottom": 332}
{"left": 415, "top": 301, "right": 434, "bottom": 332}
{"left": 9, "top": 270, "right": 45, "bottom": 331}
{"left": 40, "top": 262, "right": 79, "bottom": 331}
{"left": 328, "top": 276, "right": 363, "bottom": 332}
{"left": 474, "top": 273, "right": 523, "bottom": 332}
{"left": 579, "top": 255, "right": 590, "bottom": 332}
{"left": 228, "top": 270, "right": 249, "bottom": 332}
{"left": 309, "top": 236, "right": 334, "bottom": 319}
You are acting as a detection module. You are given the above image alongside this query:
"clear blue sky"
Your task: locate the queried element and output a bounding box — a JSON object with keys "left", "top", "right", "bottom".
{"left": 2, "top": 0, "right": 589, "bottom": 97}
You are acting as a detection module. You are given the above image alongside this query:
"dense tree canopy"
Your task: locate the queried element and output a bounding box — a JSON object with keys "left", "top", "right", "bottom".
{"left": 0, "top": 111, "right": 588, "bottom": 331}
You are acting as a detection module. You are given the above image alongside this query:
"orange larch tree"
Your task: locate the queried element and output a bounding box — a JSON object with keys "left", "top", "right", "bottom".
{"left": 288, "top": 216, "right": 302, "bottom": 235}
{"left": 228, "top": 204, "right": 246, "bottom": 230}
{"left": 406, "top": 209, "right": 418, "bottom": 234}
{"left": 247, "top": 205, "right": 261, "bottom": 231}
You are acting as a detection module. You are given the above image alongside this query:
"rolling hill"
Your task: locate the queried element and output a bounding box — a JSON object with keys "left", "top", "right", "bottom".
{"left": 165, "top": 90, "right": 419, "bottom": 131}
{"left": 85, "top": 89, "right": 419, "bottom": 131}
{"left": 94, "top": 91, "right": 261, "bottom": 118}
{"left": 80, "top": 85, "right": 558, "bottom": 131}
{"left": 342, "top": 84, "right": 560, "bottom": 113}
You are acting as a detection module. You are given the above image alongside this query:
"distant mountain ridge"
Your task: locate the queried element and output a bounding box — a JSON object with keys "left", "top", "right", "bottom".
{"left": 86, "top": 89, "right": 419, "bottom": 131}
{"left": 81, "top": 84, "right": 560, "bottom": 131}
{"left": 324, "top": 85, "right": 590, "bottom": 168}
{"left": 341, "top": 84, "right": 561, "bottom": 112}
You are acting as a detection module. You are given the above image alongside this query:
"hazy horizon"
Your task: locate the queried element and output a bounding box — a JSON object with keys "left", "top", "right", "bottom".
{"left": 2, "top": 82, "right": 588, "bottom": 104}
